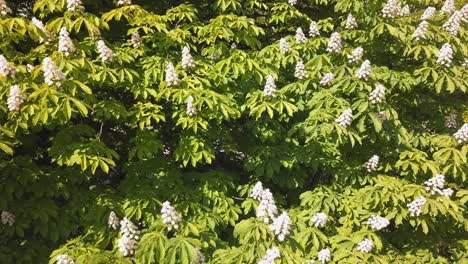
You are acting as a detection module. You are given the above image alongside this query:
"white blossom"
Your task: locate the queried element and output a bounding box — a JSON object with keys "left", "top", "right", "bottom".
{"left": 131, "top": 32, "right": 140, "bottom": 48}
{"left": 367, "top": 215, "right": 390, "bottom": 230}
{"left": 32, "top": 17, "right": 52, "bottom": 43}
{"left": 56, "top": 254, "right": 74, "bottom": 264}
{"left": 407, "top": 196, "right": 426, "bottom": 217}
{"left": 66, "top": 0, "right": 83, "bottom": 12}
{"left": 258, "top": 247, "right": 280, "bottom": 264}
{"left": 436, "top": 43, "right": 453, "bottom": 67}
{"left": 399, "top": 5, "right": 410, "bottom": 16}
{"left": 311, "top": 212, "right": 327, "bottom": 228}
{"left": 347, "top": 47, "right": 364, "bottom": 63}
{"left": 295, "top": 27, "right": 307, "bottom": 44}
{"left": 443, "top": 11, "right": 461, "bottom": 35}
{"left": 378, "top": 111, "right": 387, "bottom": 122}
{"left": 345, "top": 14, "right": 358, "bottom": 29}
{"left": 161, "top": 201, "right": 182, "bottom": 230}
{"left": 186, "top": 95, "right": 196, "bottom": 116}
{"left": 1, "top": 211, "right": 15, "bottom": 226}
{"left": 263, "top": 74, "right": 277, "bottom": 97}
{"left": 319, "top": 72, "right": 334, "bottom": 86}
{"left": 165, "top": 62, "right": 180, "bottom": 86}
{"left": 117, "top": 0, "right": 132, "bottom": 6}
{"left": 421, "top": 7, "right": 436, "bottom": 20}
{"left": 270, "top": 212, "right": 291, "bottom": 242}
{"left": 357, "top": 238, "right": 373, "bottom": 253}
{"left": 0, "top": 0, "right": 11, "bottom": 15}
{"left": 369, "top": 85, "right": 386, "bottom": 104}
{"left": 309, "top": 21, "right": 320, "bottom": 37}
{"left": 118, "top": 217, "right": 140, "bottom": 256}
{"left": 182, "top": 46, "right": 195, "bottom": 69}
{"left": 27, "top": 64, "right": 34, "bottom": 73}
{"left": 454, "top": 123, "right": 468, "bottom": 143}
{"left": 294, "top": 61, "right": 308, "bottom": 79}
{"left": 42, "top": 57, "right": 66, "bottom": 87}
{"left": 461, "top": 4, "right": 468, "bottom": 23}
{"left": 251, "top": 181, "right": 264, "bottom": 200}
{"left": 412, "top": 21, "right": 429, "bottom": 40}
{"left": 364, "top": 155, "right": 379, "bottom": 172}
{"left": 7, "top": 85, "right": 26, "bottom": 112}
{"left": 0, "top": 55, "right": 18, "bottom": 78}
{"left": 424, "top": 174, "right": 446, "bottom": 195}
{"left": 108, "top": 211, "right": 120, "bottom": 230}
{"left": 355, "top": 60, "right": 372, "bottom": 81}
{"left": 441, "top": 188, "right": 454, "bottom": 198}
{"left": 326, "top": 32, "right": 342, "bottom": 53}
{"left": 58, "top": 27, "right": 75, "bottom": 56}
{"left": 382, "top": 0, "right": 402, "bottom": 18}
{"left": 317, "top": 248, "right": 331, "bottom": 264}
{"left": 445, "top": 112, "right": 458, "bottom": 128}
{"left": 257, "top": 188, "right": 278, "bottom": 223}
{"left": 97, "top": 40, "right": 115, "bottom": 62}
{"left": 336, "top": 108, "right": 353, "bottom": 128}
{"left": 279, "top": 38, "right": 291, "bottom": 54}
{"left": 288, "top": 0, "right": 297, "bottom": 5}
{"left": 440, "top": 0, "right": 455, "bottom": 15}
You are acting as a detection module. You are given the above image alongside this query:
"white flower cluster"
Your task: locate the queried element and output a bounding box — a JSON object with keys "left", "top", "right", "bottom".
{"left": 295, "top": 27, "right": 307, "bottom": 44}
{"left": 326, "top": 32, "right": 342, "bottom": 53}
{"left": 336, "top": 108, "right": 353, "bottom": 128}
{"left": 399, "top": 5, "right": 410, "bottom": 16}
{"left": 364, "top": 155, "right": 379, "bottom": 172}
{"left": 443, "top": 11, "right": 461, "bottom": 35}
{"left": 58, "top": 27, "right": 75, "bottom": 56}
{"left": 0, "top": 55, "right": 18, "bottom": 78}
{"left": 347, "top": 47, "right": 363, "bottom": 63}
{"left": 367, "top": 215, "right": 390, "bottom": 230}
{"left": 56, "top": 254, "right": 74, "bottom": 264}
{"left": 66, "top": 0, "right": 83, "bottom": 12}
{"left": 436, "top": 43, "right": 453, "bottom": 67}
{"left": 294, "top": 61, "right": 308, "bottom": 79}
{"left": 345, "top": 14, "right": 358, "bottom": 29}
{"left": 407, "top": 196, "right": 426, "bottom": 217}
{"left": 369, "top": 85, "right": 386, "bottom": 104}
{"left": 182, "top": 46, "right": 195, "bottom": 69}
{"left": 440, "top": 0, "right": 455, "bottom": 15}
{"left": 42, "top": 57, "right": 66, "bottom": 87}
{"left": 7, "top": 85, "right": 27, "bottom": 112}
{"left": 424, "top": 174, "right": 454, "bottom": 200}
{"left": 309, "top": 21, "right": 320, "bottom": 37}
{"left": 445, "top": 112, "right": 457, "bottom": 128}
{"left": 270, "top": 212, "right": 291, "bottom": 242}
{"left": 461, "top": 4, "right": 468, "bottom": 23}
{"left": 27, "top": 64, "right": 34, "bottom": 72}
{"left": 311, "top": 212, "right": 327, "bottom": 228}
{"left": 355, "top": 60, "right": 372, "bottom": 81}
{"left": 251, "top": 182, "right": 278, "bottom": 223}
{"left": 0, "top": 0, "right": 11, "bottom": 15}
{"left": 357, "top": 238, "right": 373, "bottom": 253}
{"left": 161, "top": 201, "right": 182, "bottom": 230}
{"left": 412, "top": 21, "right": 429, "bottom": 40}
{"left": 288, "top": 0, "right": 297, "bottom": 5}
{"left": 118, "top": 217, "right": 140, "bottom": 256}
{"left": 1, "top": 211, "right": 15, "bottom": 226}
{"left": 165, "top": 62, "right": 180, "bottom": 87}
{"left": 108, "top": 211, "right": 120, "bottom": 230}
{"left": 258, "top": 247, "right": 280, "bottom": 264}
{"left": 454, "top": 123, "right": 468, "bottom": 143}
{"left": 186, "top": 95, "right": 197, "bottom": 116}
{"left": 381, "top": 0, "right": 401, "bottom": 18}
{"left": 263, "top": 74, "right": 277, "bottom": 97}
{"left": 421, "top": 7, "right": 436, "bottom": 20}
{"left": 32, "top": 17, "right": 52, "bottom": 43}
{"left": 317, "top": 248, "right": 331, "bottom": 264}
{"left": 117, "top": 0, "right": 132, "bottom": 6}
{"left": 279, "top": 38, "right": 291, "bottom": 54}
{"left": 97, "top": 40, "right": 115, "bottom": 62}
{"left": 131, "top": 32, "right": 140, "bottom": 48}
{"left": 319, "top": 72, "right": 334, "bottom": 86}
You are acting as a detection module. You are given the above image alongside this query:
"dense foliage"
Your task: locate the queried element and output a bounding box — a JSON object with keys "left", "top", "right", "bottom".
{"left": 0, "top": 0, "right": 467, "bottom": 263}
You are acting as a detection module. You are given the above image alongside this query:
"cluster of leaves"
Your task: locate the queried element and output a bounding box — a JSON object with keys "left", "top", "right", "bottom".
{"left": 0, "top": 0, "right": 467, "bottom": 263}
